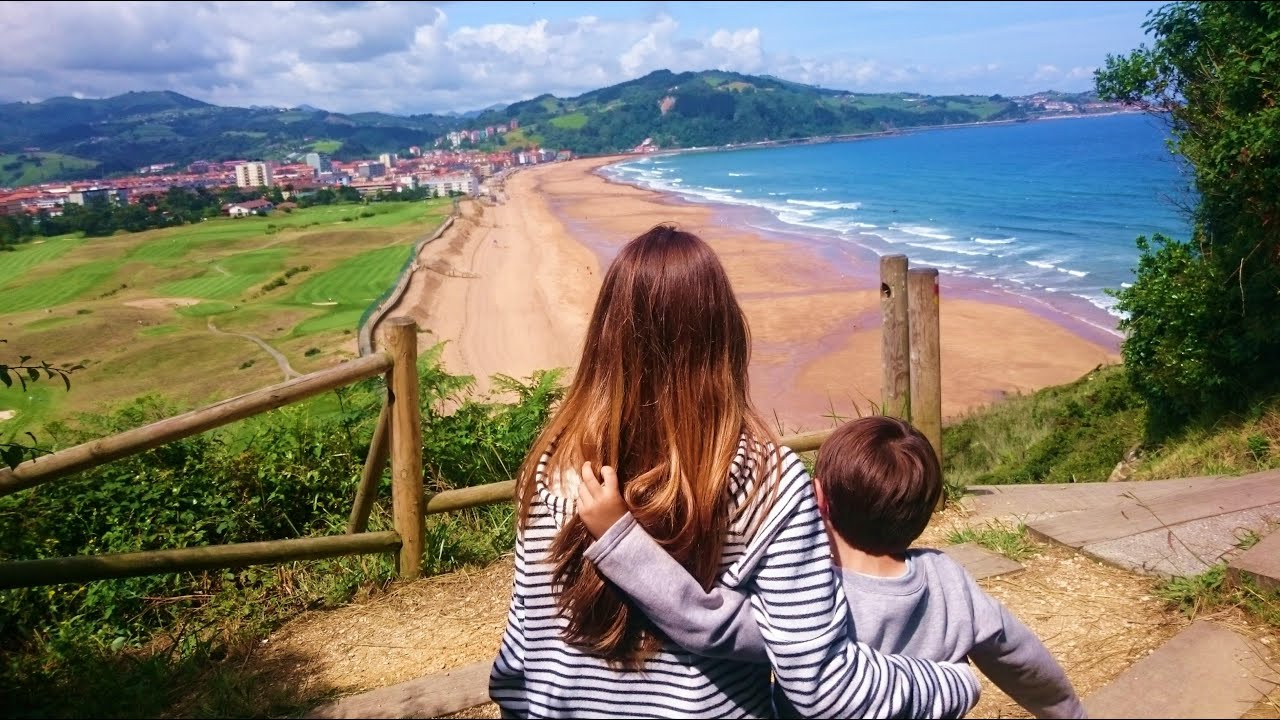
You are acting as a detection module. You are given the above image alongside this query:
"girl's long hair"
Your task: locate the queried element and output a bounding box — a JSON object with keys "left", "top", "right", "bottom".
{"left": 515, "top": 224, "right": 775, "bottom": 666}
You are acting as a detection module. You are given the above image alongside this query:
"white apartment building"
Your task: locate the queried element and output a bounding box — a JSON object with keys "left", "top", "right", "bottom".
{"left": 422, "top": 174, "right": 477, "bottom": 197}
{"left": 234, "top": 162, "right": 274, "bottom": 188}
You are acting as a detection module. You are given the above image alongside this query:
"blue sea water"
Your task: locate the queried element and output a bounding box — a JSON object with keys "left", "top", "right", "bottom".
{"left": 602, "top": 113, "right": 1192, "bottom": 328}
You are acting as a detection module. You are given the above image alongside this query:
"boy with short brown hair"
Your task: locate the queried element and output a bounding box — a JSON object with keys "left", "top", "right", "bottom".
{"left": 578, "top": 416, "right": 1086, "bottom": 719}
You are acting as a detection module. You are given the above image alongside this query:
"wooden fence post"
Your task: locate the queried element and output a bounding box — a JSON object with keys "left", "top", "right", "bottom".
{"left": 880, "top": 254, "right": 911, "bottom": 419}
{"left": 347, "top": 399, "right": 391, "bottom": 534}
{"left": 907, "top": 268, "right": 942, "bottom": 470}
{"left": 385, "top": 318, "right": 424, "bottom": 580}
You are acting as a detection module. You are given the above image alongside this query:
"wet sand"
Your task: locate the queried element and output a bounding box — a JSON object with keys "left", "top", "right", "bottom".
{"left": 395, "top": 157, "right": 1119, "bottom": 433}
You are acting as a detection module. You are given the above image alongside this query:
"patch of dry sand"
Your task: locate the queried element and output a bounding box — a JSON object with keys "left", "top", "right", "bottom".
{"left": 122, "top": 297, "right": 202, "bottom": 311}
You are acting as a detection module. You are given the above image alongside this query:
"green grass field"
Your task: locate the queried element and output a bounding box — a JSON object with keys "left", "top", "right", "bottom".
{"left": 0, "top": 199, "right": 450, "bottom": 433}
{"left": 0, "top": 260, "right": 123, "bottom": 313}
{"left": 288, "top": 245, "right": 411, "bottom": 307}
{"left": 0, "top": 152, "right": 100, "bottom": 187}
{"left": 549, "top": 112, "right": 588, "bottom": 130}
{"left": 0, "top": 237, "right": 79, "bottom": 287}
{"left": 308, "top": 140, "right": 343, "bottom": 154}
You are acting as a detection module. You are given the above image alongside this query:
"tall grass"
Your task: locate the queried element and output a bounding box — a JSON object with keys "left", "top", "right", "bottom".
{"left": 942, "top": 365, "right": 1145, "bottom": 486}
{"left": 942, "top": 364, "right": 1280, "bottom": 489}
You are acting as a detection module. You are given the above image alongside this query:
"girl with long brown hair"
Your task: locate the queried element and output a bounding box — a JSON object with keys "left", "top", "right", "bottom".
{"left": 488, "top": 225, "right": 977, "bottom": 718}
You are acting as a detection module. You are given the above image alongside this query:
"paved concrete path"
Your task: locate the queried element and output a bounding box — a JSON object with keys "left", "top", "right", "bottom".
{"left": 1085, "top": 619, "right": 1278, "bottom": 719}
{"left": 207, "top": 319, "right": 301, "bottom": 382}
{"left": 965, "top": 470, "right": 1280, "bottom": 579}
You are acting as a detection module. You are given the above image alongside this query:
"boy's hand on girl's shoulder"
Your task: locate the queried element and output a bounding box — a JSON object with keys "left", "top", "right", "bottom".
{"left": 575, "top": 461, "right": 628, "bottom": 539}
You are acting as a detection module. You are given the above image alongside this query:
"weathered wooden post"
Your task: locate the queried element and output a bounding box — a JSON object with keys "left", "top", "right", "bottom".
{"left": 347, "top": 400, "right": 391, "bottom": 534}
{"left": 880, "top": 254, "right": 911, "bottom": 419}
{"left": 907, "top": 268, "right": 942, "bottom": 469}
{"left": 385, "top": 317, "right": 424, "bottom": 580}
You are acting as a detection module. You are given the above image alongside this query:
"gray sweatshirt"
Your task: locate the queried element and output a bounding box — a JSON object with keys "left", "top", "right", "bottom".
{"left": 586, "top": 513, "right": 1085, "bottom": 719}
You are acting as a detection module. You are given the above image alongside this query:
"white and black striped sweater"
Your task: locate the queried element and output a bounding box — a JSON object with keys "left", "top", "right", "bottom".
{"left": 489, "top": 439, "right": 979, "bottom": 718}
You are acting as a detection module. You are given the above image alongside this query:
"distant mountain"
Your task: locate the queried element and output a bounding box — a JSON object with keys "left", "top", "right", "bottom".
{"left": 443, "top": 102, "right": 508, "bottom": 119}
{"left": 469, "top": 69, "right": 1032, "bottom": 155}
{"left": 0, "top": 90, "right": 462, "bottom": 184}
{"left": 0, "top": 74, "right": 1102, "bottom": 187}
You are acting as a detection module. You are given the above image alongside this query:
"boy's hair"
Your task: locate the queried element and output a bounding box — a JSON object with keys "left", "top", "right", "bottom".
{"left": 813, "top": 416, "right": 942, "bottom": 555}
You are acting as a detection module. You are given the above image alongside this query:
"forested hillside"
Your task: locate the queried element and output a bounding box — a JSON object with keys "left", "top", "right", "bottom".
{"left": 0, "top": 72, "right": 1099, "bottom": 186}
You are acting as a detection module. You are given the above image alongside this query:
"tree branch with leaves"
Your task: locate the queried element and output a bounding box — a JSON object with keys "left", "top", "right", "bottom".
{"left": 1096, "top": 1, "right": 1280, "bottom": 429}
{"left": 0, "top": 339, "right": 81, "bottom": 469}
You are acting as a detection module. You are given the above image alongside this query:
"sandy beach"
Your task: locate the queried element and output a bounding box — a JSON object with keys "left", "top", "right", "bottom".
{"left": 389, "top": 156, "right": 1118, "bottom": 433}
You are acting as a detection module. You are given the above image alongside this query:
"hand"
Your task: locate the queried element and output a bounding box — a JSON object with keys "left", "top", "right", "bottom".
{"left": 575, "top": 461, "right": 627, "bottom": 540}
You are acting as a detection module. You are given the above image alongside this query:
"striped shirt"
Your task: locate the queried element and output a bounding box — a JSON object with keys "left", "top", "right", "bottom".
{"left": 489, "top": 438, "right": 979, "bottom": 718}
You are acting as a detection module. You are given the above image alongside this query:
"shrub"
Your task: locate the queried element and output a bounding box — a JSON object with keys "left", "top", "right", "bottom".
{"left": 1109, "top": 234, "right": 1224, "bottom": 432}
{"left": 1097, "top": 1, "right": 1280, "bottom": 429}
{"left": 0, "top": 349, "right": 563, "bottom": 715}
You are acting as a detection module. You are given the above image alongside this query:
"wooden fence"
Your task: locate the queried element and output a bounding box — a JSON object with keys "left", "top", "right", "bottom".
{"left": 0, "top": 255, "right": 940, "bottom": 590}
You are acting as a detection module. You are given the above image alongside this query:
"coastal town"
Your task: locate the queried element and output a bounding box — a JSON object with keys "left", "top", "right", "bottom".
{"left": 0, "top": 133, "right": 570, "bottom": 218}
{"left": 0, "top": 90, "right": 1133, "bottom": 220}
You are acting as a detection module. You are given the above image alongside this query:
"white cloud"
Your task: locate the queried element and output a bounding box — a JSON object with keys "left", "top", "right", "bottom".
{"left": 0, "top": 1, "right": 1100, "bottom": 114}
{"left": 1031, "top": 64, "right": 1062, "bottom": 82}
{"left": 1065, "top": 65, "right": 1097, "bottom": 81}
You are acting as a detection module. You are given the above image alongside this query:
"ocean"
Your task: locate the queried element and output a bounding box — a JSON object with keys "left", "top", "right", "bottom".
{"left": 602, "top": 113, "right": 1193, "bottom": 337}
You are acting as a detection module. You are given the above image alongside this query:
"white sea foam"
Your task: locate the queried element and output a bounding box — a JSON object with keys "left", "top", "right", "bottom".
{"left": 727, "top": 172, "right": 753, "bottom": 177}
{"left": 1025, "top": 260, "right": 1057, "bottom": 270}
{"left": 702, "top": 186, "right": 733, "bottom": 192}
{"left": 1061, "top": 268, "right": 1089, "bottom": 278}
{"left": 905, "top": 242, "right": 990, "bottom": 257}
{"left": 892, "top": 225, "right": 955, "bottom": 241}
{"left": 786, "top": 199, "right": 863, "bottom": 210}
{"left": 973, "top": 237, "right": 1016, "bottom": 245}
{"left": 1073, "top": 292, "right": 1122, "bottom": 317}
{"left": 915, "top": 259, "right": 974, "bottom": 271}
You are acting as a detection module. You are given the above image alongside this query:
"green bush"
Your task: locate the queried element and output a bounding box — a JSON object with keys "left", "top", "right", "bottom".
{"left": 1097, "top": 1, "right": 1280, "bottom": 430}
{"left": 1110, "top": 234, "right": 1225, "bottom": 432}
{"left": 0, "top": 346, "right": 563, "bottom": 716}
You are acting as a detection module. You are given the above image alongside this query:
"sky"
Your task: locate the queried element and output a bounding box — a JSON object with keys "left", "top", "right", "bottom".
{"left": 0, "top": 1, "right": 1168, "bottom": 116}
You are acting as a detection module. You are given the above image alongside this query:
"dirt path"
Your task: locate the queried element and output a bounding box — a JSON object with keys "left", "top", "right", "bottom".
{"left": 206, "top": 319, "right": 300, "bottom": 381}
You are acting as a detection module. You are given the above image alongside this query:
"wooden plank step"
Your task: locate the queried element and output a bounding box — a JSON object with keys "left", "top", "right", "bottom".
{"left": 1084, "top": 620, "right": 1278, "bottom": 719}
{"left": 1028, "top": 472, "right": 1280, "bottom": 549}
{"left": 1228, "top": 527, "right": 1280, "bottom": 593}
{"left": 305, "top": 660, "right": 491, "bottom": 719}
{"left": 940, "top": 542, "right": 1024, "bottom": 580}
{"left": 964, "top": 474, "right": 1233, "bottom": 519}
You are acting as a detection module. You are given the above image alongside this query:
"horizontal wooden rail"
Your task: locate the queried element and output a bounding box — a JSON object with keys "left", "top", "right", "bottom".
{"left": 785, "top": 429, "right": 832, "bottom": 453}
{"left": 0, "top": 353, "right": 393, "bottom": 497}
{"left": 0, "top": 531, "right": 402, "bottom": 589}
{"left": 426, "top": 480, "right": 517, "bottom": 515}
{"left": 415, "top": 429, "right": 836, "bottom": 516}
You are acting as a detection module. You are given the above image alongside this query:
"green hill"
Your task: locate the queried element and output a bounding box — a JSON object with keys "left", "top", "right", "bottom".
{"left": 0, "top": 91, "right": 461, "bottom": 182}
{"left": 471, "top": 69, "right": 1030, "bottom": 154}
{"left": 0, "top": 152, "right": 99, "bottom": 187}
{"left": 0, "top": 73, "right": 1094, "bottom": 186}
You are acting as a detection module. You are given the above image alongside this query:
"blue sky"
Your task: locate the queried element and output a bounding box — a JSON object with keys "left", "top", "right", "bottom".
{"left": 0, "top": 1, "right": 1167, "bottom": 114}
